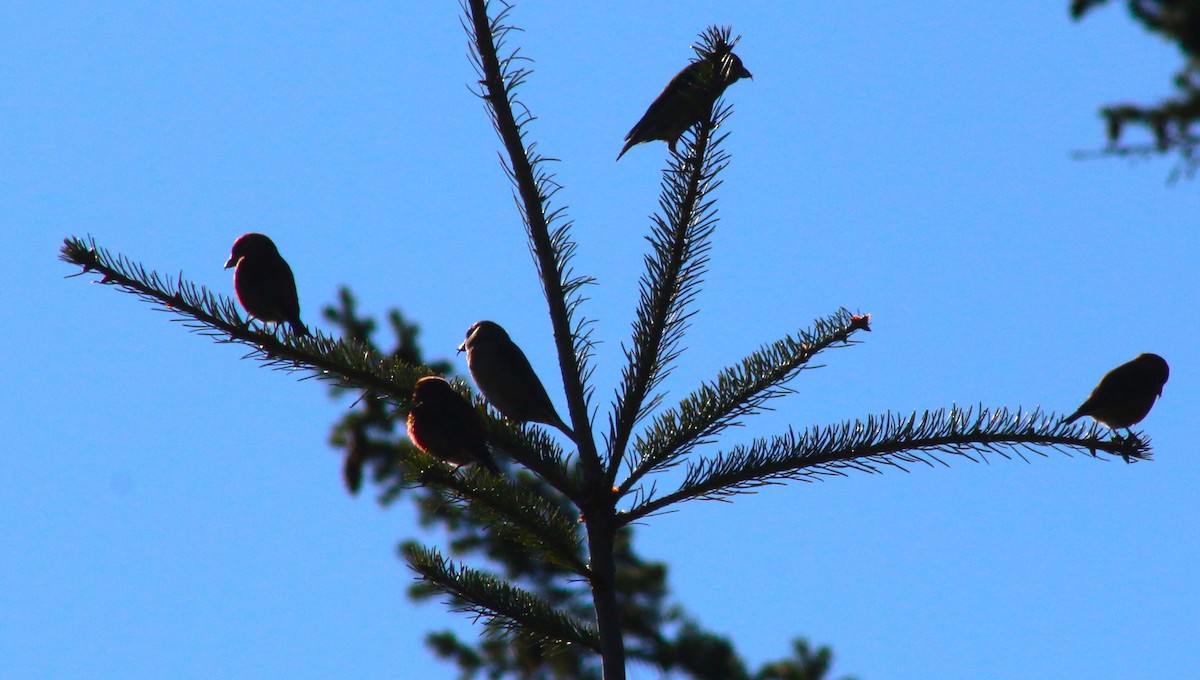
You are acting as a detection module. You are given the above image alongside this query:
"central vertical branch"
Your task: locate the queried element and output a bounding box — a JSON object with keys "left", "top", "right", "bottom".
{"left": 463, "top": 1, "right": 621, "bottom": 671}
{"left": 585, "top": 499, "right": 627, "bottom": 680}
{"left": 465, "top": 0, "right": 600, "bottom": 483}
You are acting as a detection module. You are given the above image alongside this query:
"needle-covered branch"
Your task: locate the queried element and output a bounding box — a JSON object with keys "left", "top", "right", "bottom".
{"left": 609, "top": 29, "right": 745, "bottom": 487}
{"left": 397, "top": 448, "right": 588, "bottom": 577}
{"left": 61, "top": 236, "right": 589, "bottom": 502}
{"left": 404, "top": 544, "right": 601, "bottom": 653}
{"left": 481, "top": 411, "right": 581, "bottom": 502}
{"left": 462, "top": 0, "right": 598, "bottom": 475}
{"left": 461, "top": 5, "right": 630, "bottom": 676}
{"left": 621, "top": 406, "right": 1151, "bottom": 524}
{"left": 1070, "top": 1, "right": 1200, "bottom": 181}
{"left": 59, "top": 236, "right": 426, "bottom": 401}
{"left": 609, "top": 120, "right": 730, "bottom": 489}
{"left": 620, "top": 309, "right": 869, "bottom": 497}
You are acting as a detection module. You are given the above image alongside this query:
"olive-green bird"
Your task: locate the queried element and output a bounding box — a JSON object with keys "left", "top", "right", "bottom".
{"left": 617, "top": 48, "right": 752, "bottom": 160}
{"left": 459, "top": 320, "right": 575, "bottom": 441}
{"left": 1062, "top": 353, "right": 1170, "bottom": 434}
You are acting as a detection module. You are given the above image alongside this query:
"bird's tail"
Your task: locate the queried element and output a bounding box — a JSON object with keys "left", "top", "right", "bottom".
{"left": 290, "top": 320, "right": 312, "bottom": 338}
{"left": 616, "top": 139, "right": 635, "bottom": 161}
{"left": 552, "top": 416, "right": 577, "bottom": 443}
{"left": 1059, "top": 410, "right": 1084, "bottom": 426}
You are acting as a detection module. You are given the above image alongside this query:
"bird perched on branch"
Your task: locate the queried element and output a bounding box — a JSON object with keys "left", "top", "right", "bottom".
{"left": 406, "top": 376, "right": 501, "bottom": 474}
{"left": 617, "top": 44, "right": 752, "bottom": 160}
{"left": 459, "top": 320, "right": 575, "bottom": 440}
{"left": 1062, "top": 353, "right": 1169, "bottom": 435}
{"left": 224, "top": 233, "right": 310, "bottom": 337}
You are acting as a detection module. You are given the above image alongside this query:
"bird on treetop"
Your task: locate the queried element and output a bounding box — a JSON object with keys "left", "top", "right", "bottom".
{"left": 617, "top": 37, "right": 752, "bottom": 161}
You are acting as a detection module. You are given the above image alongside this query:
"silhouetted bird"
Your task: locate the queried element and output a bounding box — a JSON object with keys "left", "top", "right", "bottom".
{"left": 1063, "top": 353, "right": 1170, "bottom": 434}
{"left": 617, "top": 49, "right": 752, "bottom": 160}
{"left": 406, "top": 376, "right": 501, "bottom": 474}
{"left": 459, "top": 321, "right": 575, "bottom": 440}
{"left": 224, "top": 233, "right": 310, "bottom": 337}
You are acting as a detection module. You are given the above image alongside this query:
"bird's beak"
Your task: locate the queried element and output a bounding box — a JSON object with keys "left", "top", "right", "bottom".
{"left": 743, "top": 69, "right": 754, "bottom": 80}
{"left": 456, "top": 342, "right": 467, "bottom": 354}
{"left": 223, "top": 256, "right": 238, "bottom": 269}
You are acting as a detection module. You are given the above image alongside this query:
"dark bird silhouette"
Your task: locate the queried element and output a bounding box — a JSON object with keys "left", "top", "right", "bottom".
{"left": 406, "top": 376, "right": 501, "bottom": 474}
{"left": 459, "top": 321, "right": 575, "bottom": 440}
{"left": 617, "top": 49, "right": 752, "bottom": 160}
{"left": 224, "top": 233, "right": 310, "bottom": 337}
{"left": 1063, "top": 353, "right": 1170, "bottom": 434}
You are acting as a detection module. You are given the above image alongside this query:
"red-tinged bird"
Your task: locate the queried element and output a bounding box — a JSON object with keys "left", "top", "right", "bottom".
{"left": 617, "top": 49, "right": 752, "bottom": 160}
{"left": 224, "top": 233, "right": 310, "bottom": 337}
{"left": 406, "top": 376, "right": 501, "bottom": 474}
{"left": 1063, "top": 353, "right": 1170, "bottom": 435}
{"left": 459, "top": 320, "right": 575, "bottom": 441}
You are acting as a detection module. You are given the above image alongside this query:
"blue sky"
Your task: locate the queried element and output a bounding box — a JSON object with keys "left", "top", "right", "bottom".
{"left": 4, "top": 2, "right": 1198, "bottom": 679}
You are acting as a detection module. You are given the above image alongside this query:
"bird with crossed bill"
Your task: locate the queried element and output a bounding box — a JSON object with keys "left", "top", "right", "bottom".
{"left": 617, "top": 44, "right": 752, "bottom": 160}
{"left": 224, "top": 233, "right": 311, "bottom": 337}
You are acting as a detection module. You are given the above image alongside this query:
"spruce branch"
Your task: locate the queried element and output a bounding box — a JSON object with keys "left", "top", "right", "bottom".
{"left": 609, "top": 29, "right": 745, "bottom": 487}
{"left": 462, "top": 6, "right": 626, "bottom": 676}
{"left": 59, "top": 236, "right": 426, "bottom": 401}
{"left": 60, "top": 234, "right": 584, "bottom": 503}
{"left": 396, "top": 447, "right": 588, "bottom": 577}
{"left": 1071, "top": 123, "right": 1200, "bottom": 183}
{"left": 1070, "top": 2, "right": 1200, "bottom": 180}
{"left": 621, "top": 406, "right": 1151, "bottom": 524}
{"left": 462, "top": 0, "right": 599, "bottom": 475}
{"left": 1070, "top": 76, "right": 1200, "bottom": 182}
{"left": 620, "top": 309, "right": 869, "bottom": 497}
{"left": 404, "top": 544, "right": 601, "bottom": 653}
{"left": 482, "top": 411, "right": 580, "bottom": 501}
{"left": 320, "top": 289, "right": 458, "bottom": 495}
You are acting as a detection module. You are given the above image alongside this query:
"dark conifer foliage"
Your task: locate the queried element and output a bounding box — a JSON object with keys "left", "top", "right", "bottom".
{"left": 321, "top": 291, "right": 859, "bottom": 680}
{"left": 58, "top": 2, "right": 1162, "bottom": 678}
{"left": 1072, "top": 0, "right": 1200, "bottom": 178}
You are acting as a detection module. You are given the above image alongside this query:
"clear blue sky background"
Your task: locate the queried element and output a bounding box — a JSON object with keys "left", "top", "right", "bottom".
{"left": 4, "top": 3, "right": 1197, "bottom": 679}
